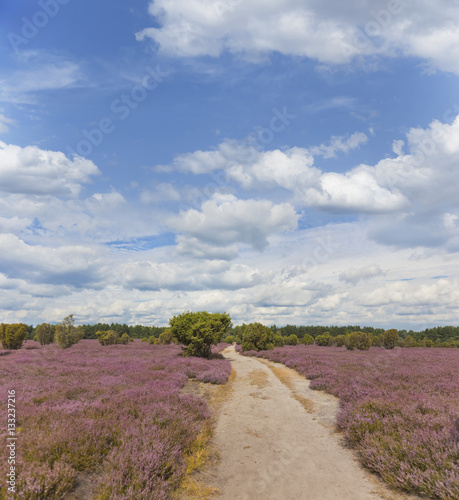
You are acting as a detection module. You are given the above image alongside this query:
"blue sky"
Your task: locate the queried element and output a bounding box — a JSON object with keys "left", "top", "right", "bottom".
{"left": 1, "top": 0, "right": 459, "bottom": 328}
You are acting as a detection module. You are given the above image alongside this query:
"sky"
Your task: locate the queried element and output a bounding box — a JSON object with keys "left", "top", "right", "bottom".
{"left": 1, "top": 0, "right": 459, "bottom": 329}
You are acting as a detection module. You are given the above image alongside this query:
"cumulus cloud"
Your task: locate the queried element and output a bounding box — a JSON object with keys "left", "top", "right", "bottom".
{"left": 304, "top": 168, "right": 408, "bottom": 214}
{"left": 121, "top": 259, "right": 265, "bottom": 291}
{"left": 339, "top": 265, "right": 385, "bottom": 284}
{"left": 0, "top": 142, "right": 100, "bottom": 197}
{"left": 361, "top": 279, "right": 459, "bottom": 309}
{"left": 169, "top": 194, "right": 298, "bottom": 256}
{"left": 309, "top": 132, "right": 368, "bottom": 158}
{"left": 159, "top": 113, "right": 459, "bottom": 223}
{"left": 137, "top": 0, "right": 459, "bottom": 74}
{"left": 0, "top": 234, "right": 105, "bottom": 286}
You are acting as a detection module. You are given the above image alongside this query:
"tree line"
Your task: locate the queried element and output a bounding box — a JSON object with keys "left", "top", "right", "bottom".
{"left": 14, "top": 321, "right": 459, "bottom": 343}
{"left": 253, "top": 324, "right": 459, "bottom": 343}
{"left": 3, "top": 315, "right": 459, "bottom": 353}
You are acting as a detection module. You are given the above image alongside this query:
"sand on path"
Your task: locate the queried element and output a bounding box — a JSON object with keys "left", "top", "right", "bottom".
{"left": 208, "top": 346, "right": 417, "bottom": 500}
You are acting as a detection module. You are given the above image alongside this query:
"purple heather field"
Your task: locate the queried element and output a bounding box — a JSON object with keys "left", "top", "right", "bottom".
{"left": 0, "top": 340, "right": 231, "bottom": 499}
{"left": 242, "top": 345, "right": 459, "bottom": 500}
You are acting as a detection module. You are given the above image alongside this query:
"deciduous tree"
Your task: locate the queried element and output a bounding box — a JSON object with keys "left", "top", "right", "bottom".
{"left": 169, "top": 311, "right": 232, "bottom": 358}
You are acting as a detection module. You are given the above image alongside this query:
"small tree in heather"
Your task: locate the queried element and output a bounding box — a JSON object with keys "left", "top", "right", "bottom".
{"left": 423, "top": 338, "right": 433, "bottom": 348}
{"left": 169, "top": 311, "right": 232, "bottom": 358}
{"left": 120, "top": 333, "right": 130, "bottom": 345}
{"left": 55, "top": 315, "right": 84, "bottom": 349}
{"left": 158, "top": 329, "right": 174, "bottom": 345}
{"left": 241, "top": 322, "right": 275, "bottom": 352}
{"left": 36, "top": 323, "right": 55, "bottom": 345}
{"left": 285, "top": 334, "right": 299, "bottom": 345}
{"left": 346, "top": 331, "right": 372, "bottom": 351}
{"left": 303, "top": 334, "right": 314, "bottom": 345}
{"left": 273, "top": 334, "right": 285, "bottom": 347}
{"left": 315, "top": 332, "right": 330, "bottom": 346}
{"left": 382, "top": 329, "right": 398, "bottom": 349}
{"left": 96, "top": 330, "right": 119, "bottom": 346}
{"left": 334, "top": 334, "right": 347, "bottom": 347}
{"left": 0, "top": 323, "right": 27, "bottom": 350}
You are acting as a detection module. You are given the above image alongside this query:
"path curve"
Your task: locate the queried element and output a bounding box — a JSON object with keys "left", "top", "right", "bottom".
{"left": 209, "top": 346, "right": 413, "bottom": 500}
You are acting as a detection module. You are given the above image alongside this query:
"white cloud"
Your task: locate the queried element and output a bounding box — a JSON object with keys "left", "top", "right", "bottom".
{"left": 361, "top": 279, "right": 459, "bottom": 309}
{"left": 304, "top": 168, "right": 408, "bottom": 214}
{"left": 137, "top": 0, "right": 459, "bottom": 74}
{"left": 121, "top": 259, "right": 265, "bottom": 291}
{"left": 140, "top": 183, "right": 181, "bottom": 204}
{"left": 0, "top": 51, "right": 84, "bottom": 103}
{"left": 0, "top": 114, "right": 15, "bottom": 134}
{"left": 0, "top": 142, "right": 100, "bottom": 197}
{"left": 0, "top": 234, "right": 105, "bottom": 286}
{"left": 339, "top": 265, "right": 385, "bottom": 284}
{"left": 169, "top": 194, "right": 298, "bottom": 255}
{"left": 309, "top": 132, "right": 368, "bottom": 158}
{"left": 85, "top": 192, "right": 126, "bottom": 211}
{"left": 160, "top": 113, "right": 459, "bottom": 221}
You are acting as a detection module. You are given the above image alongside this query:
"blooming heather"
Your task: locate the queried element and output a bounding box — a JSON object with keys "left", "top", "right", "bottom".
{"left": 246, "top": 345, "right": 459, "bottom": 500}
{"left": 0, "top": 340, "right": 230, "bottom": 499}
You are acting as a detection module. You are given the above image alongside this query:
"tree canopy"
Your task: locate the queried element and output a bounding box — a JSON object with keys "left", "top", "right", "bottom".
{"left": 169, "top": 311, "right": 232, "bottom": 358}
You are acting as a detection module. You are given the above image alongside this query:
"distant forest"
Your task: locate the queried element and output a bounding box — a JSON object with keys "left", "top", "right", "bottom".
{"left": 267, "top": 325, "right": 459, "bottom": 343}
{"left": 23, "top": 322, "right": 459, "bottom": 343}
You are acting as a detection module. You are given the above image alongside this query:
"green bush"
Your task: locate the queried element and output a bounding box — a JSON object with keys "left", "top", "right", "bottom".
{"left": 169, "top": 311, "right": 232, "bottom": 358}
{"left": 273, "top": 334, "right": 285, "bottom": 347}
{"left": 96, "top": 331, "right": 130, "bottom": 345}
{"left": 0, "top": 323, "right": 27, "bottom": 350}
{"left": 225, "top": 335, "right": 235, "bottom": 343}
{"left": 346, "top": 331, "right": 372, "bottom": 351}
{"left": 141, "top": 337, "right": 148, "bottom": 342}
{"left": 148, "top": 335, "right": 156, "bottom": 344}
{"left": 382, "top": 329, "right": 398, "bottom": 349}
{"left": 334, "top": 335, "right": 347, "bottom": 347}
{"left": 33, "top": 334, "right": 38, "bottom": 342}
{"left": 55, "top": 315, "right": 84, "bottom": 349}
{"left": 372, "top": 334, "right": 383, "bottom": 347}
{"left": 36, "top": 323, "right": 55, "bottom": 345}
{"left": 285, "top": 334, "right": 298, "bottom": 345}
{"left": 120, "top": 333, "right": 130, "bottom": 345}
{"left": 158, "top": 329, "right": 174, "bottom": 345}
{"left": 315, "top": 333, "right": 330, "bottom": 346}
{"left": 96, "top": 330, "right": 120, "bottom": 346}
{"left": 402, "top": 335, "right": 417, "bottom": 347}
{"left": 303, "top": 334, "right": 314, "bottom": 345}
{"left": 423, "top": 338, "right": 433, "bottom": 347}
{"left": 241, "top": 322, "right": 275, "bottom": 352}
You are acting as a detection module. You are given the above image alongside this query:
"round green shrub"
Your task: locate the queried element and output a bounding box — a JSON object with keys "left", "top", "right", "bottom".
{"left": 241, "top": 323, "right": 275, "bottom": 352}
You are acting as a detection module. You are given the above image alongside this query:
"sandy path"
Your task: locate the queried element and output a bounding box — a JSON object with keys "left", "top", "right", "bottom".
{"left": 209, "top": 346, "right": 414, "bottom": 500}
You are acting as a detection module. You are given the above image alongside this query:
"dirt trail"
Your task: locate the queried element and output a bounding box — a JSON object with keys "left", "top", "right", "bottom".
{"left": 208, "top": 346, "right": 416, "bottom": 500}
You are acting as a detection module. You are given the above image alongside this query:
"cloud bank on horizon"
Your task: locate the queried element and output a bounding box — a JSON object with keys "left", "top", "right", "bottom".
{"left": 1, "top": 0, "right": 459, "bottom": 328}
